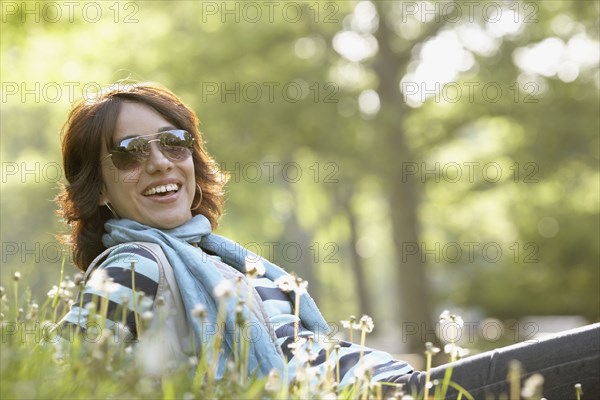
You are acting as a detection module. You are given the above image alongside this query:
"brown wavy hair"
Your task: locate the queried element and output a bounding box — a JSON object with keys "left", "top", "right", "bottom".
{"left": 56, "top": 83, "right": 228, "bottom": 271}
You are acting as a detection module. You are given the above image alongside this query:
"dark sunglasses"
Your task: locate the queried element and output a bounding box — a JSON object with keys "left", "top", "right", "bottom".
{"left": 102, "top": 130, "right": 194, "bottom": 171}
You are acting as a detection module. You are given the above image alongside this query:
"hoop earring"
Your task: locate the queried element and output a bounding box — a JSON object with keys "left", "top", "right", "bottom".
{"left": 191, "top": 183, "right": 203, "bottom": 210}
{"left": 104, "top": 201, "right": 120, "bottom": 219}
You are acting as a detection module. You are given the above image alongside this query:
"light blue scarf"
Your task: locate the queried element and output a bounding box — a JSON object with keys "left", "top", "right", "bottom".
{"left": 102, "top": 214, "right": 329, "bottom": 377}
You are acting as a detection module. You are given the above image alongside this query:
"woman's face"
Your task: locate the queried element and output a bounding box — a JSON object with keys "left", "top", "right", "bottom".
{"left": 98, "top": 101, "right": 196, "bottom": 229}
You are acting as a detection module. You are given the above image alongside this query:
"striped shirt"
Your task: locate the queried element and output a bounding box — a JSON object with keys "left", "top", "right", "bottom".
{"left": 58, "top": 246, "right": 412, "bottom": 385}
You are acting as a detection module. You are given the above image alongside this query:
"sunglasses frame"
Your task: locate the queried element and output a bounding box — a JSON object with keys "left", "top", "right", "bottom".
{"left": 101, "top": 129, "right": 195, "bottom": 171}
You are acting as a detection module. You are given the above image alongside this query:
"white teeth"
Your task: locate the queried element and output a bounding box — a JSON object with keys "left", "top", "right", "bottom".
{"left": 143, "top": 183, "right": 179, "bottom": 196}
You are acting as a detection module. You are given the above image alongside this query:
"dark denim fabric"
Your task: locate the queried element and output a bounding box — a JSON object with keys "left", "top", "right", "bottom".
{"left": 389, "top": 323, "right": 599, "bottom": 399}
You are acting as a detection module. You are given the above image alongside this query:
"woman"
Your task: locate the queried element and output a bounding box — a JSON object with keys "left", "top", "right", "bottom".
{"left": 56, "top": 83, "right": 411, "bottom": 386}
{"left": 57, "top": 83, "right": 599, "bottom": 398}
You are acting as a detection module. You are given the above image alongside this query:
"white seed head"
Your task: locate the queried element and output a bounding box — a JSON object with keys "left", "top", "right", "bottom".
{"left": 192, "top": 303, "right": 206, "bottom": 319}
{"left": 244, "top": 255, "right": 266, "bottom": 278}
{"left": 359, "top": 315, "right": 374, "bottom": 333}
{"left": 213, "top": 279, "right": 233, "bottom": 299}
{"left": 274, "top": 275, "right": 295, "bottom": 292}
{"left": 425, "top": 342, "right": 440, "bottom": 355}
{"left": 264, "top": 369, "right": 282, "bottom": 392}
{"left": 88, "top": 269, "right": 119, "bottom": 293}
{"left": 141, "top": 311, "right": 154, "bottom": 323}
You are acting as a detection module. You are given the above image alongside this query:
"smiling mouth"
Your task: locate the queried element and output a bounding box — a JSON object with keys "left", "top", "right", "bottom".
{"left": 143, "top": 183, "right": 181, "bottom": 197}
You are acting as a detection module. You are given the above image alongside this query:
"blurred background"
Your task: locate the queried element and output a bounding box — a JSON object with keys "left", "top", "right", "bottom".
{"left": 1, "top": 1, "right": 598, "bottom": 360}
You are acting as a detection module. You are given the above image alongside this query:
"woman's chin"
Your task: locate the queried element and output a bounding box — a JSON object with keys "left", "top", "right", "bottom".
{"left": 141, "top": 212, "right": 192, "bottom": 230}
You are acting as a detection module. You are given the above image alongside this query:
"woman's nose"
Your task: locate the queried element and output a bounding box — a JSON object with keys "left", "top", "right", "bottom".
{"left": 144, "top": 142, "right": 173, "bottom": 173}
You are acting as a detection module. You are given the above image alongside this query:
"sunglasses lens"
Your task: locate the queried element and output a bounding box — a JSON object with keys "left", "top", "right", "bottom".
{"left": 160, "top": 130, "right": 193, "bottom": 160}
{"left": 110, "top": 151, "right": 145, "bottom": 170}
{"left": 108, "top": 130, "right": 193, "bottom": 171}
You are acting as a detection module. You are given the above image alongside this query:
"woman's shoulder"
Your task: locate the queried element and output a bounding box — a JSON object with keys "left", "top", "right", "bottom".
{"left": 94, "top": 242, "right": 163, "bottom": 285}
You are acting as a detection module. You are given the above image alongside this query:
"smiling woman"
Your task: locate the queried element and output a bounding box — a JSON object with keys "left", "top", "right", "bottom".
{"left": 54, "top": 82, "right": 599, "bottom": 398}
{"left": 57, "top": 84, "right": 225, "bottom": 270}
{"left": 55, "top": 81, "right": 415, "bottom": 386}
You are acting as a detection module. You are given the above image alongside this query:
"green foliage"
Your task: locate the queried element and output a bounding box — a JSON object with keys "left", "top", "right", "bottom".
{"left": 0, "top": 274, "right": 494, "bottom": 399}
{"left": 4, "top": 272, "right": 574, "bottom": 399}
{"left": 1, "top": 0, "right": 598, "bottom": 356}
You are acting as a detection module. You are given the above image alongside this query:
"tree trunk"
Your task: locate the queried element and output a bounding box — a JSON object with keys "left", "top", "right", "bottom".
{"left": 370, "top": 2, "right": 436, "bottom": 352}
{"left": 343, "top": 196, "right": 373, "bottom": 318}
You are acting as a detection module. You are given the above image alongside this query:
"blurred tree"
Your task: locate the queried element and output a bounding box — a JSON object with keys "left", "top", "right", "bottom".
{"left": 1, "top": 1, "right": 598, "bottom": 356}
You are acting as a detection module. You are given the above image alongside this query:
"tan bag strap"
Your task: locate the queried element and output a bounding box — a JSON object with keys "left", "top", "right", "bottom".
{"left": 84, "top": 242, "right": 183, "bottom": 309}
{"left": 83, "top": 245, "right": 122, "bottom": 282}
{"left": 130, "top": 242, "right": 187, "bottom": 320}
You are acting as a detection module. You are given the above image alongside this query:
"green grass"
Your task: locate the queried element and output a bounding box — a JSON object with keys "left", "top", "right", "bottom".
{"left": 0, "top": 270, "right": 578, "bottom": 399}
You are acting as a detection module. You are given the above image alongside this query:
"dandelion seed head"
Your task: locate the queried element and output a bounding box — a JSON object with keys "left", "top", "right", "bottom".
{"left": 522, "top": 373, "right": 544, "bottom": 398}
{"left": 26, "top": 304, "right": 39, "bottom": 321}
{"left": 235, "top": 301, "right": 246, "bottom": 324}
{"left": 444, "top": 342, "right": 467, "bottom": 359}
{"left": 265, "top": 369, "right": 282, "bottom": 392}
{"left": 274, "top": 275, "right": 295, "bottom": 292}
{"left": 47, "top": 285, "right": 73, "bottom": 301}
{"left": 307, "top": 348, "right": 318, "bottom": 363}
{"left": 439, "top": 309, "right": 464, "bottom": 328}
{"left": 140, "top": 295, "right": 153, "bottom": 310}
{"left": 47, "top": 286, "right": 59, "bottom": 299}
{"left": 13, "top": 272, "right": 21, "bottom": 281}
{"left": 295, "top": 364, "right": 318, "bottom": 383}
{"left": 73, "top": 273, "right": 84, "bottom": 286}
{"left": 213, "top": 279, "right": 233, "bottom": 299}
{"left": 353, "top": 358, "right": 374, "bottom": 381}
{"left": 287, "top": 337, "right": 307, "bottom": 356}
{"left": 119, "top": 295, "right": 130, "bottom": 306}
{"left": 244, "top": 255, "right": 266, "bottom": 278}
{"left": 318, "top": 391, "right": 337, "bottom": 400}
{"left": 359, "top": 315, "right": 374, "bottom": 333}
{"left": 60, "top": 278, "right": 76, "bottom": 290}
{"left": 509, "top": 359, "right": 522, "bottom": 372}
{"left": 141, "top": 311, "right": 154, "bottom": 322}
{"left": 113, "top": 322, "right": 130, "bottom": 340}
{"left": 88, "top": 269, "right": 119, "bottom": 293}
{"left": 192, "top": 303, "right": 206, "bottom": 319}
{"left": 136, "top": 333, "right": 170, "bottom": 376}
{"left": 296, "top": 278, "right": 308, "bottom": 295}
{"left": 425, "top": 342, "right": 440, "bottom": 355}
